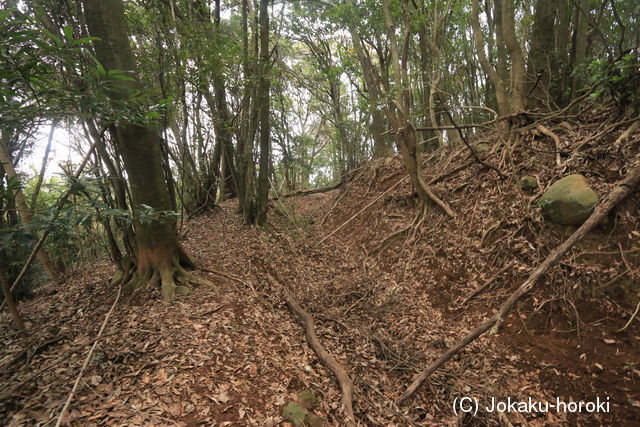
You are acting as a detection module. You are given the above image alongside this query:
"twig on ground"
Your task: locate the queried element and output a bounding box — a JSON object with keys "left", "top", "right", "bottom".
{"left": 618, "top": 300, "right": 640, "bottom": 332}
{"left": 55, "top": 283, "right": 122, "bottom": 427}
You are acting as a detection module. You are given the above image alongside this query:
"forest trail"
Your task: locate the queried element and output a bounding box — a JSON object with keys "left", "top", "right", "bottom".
{"left": 2, "top": 0, "right": 639, "bottom": 424}
{"left": 3, "top": 127, "right": 639, "bottom": 425}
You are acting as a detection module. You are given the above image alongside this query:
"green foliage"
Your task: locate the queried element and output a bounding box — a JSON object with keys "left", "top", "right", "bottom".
{"left": 134, "top": 204, "right": 180, "bottom": 225}
{"left": 586, "top": 53, "right": 640, "bottom": 111}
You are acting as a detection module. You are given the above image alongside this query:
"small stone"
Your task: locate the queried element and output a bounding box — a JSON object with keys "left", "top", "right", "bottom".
{"left": 283, "top": 402, "right": 307, "bottom": 426}
{"left": 473, "top": 143, "right": 490, "bottom": 154}
{"left": 518, "top": 175, "right": 538, "bottom": 191}
{"left": 306, "top": 414, "right": 326, "bottom": 427}
{"left": 175, "top": 286, "right": 191, "bottom": 296}
{"left": 299, "top": 390, "right": 319, "bottom": 410}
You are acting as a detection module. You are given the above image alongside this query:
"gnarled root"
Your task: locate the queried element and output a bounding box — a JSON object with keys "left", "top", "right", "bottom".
{"left": 122, "top": 256, "right": 215, "bottom": 301}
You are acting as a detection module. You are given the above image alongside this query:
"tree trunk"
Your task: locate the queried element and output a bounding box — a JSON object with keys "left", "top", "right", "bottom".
{"left": 527, "top": 0, "right": 558, "bottom": 110}
{"left": 237, "top": 0, "right": 258, "bottom": 223}
{"left": 0, "top": 259, "right": 25, "bottom": 331}
{"left": 254, "top": 0, "right": 270, "bottom": 226}
{"left": 381, "top": 0, "right": 454, "bottom": 217}
{"left": 344, "top": 7, "right": 390, "bottom": 157}
{"left": 500, "top": 0, "right": 527, "bottom": 112}
{"left": 0, "top": 132, "right": 60, "bottom": 281}
{"left": 571, "top": 0, "right": 589, "bottom": 99}
{"left": 471, "top": 0, "right": 510, "bottom": 115}
{"left": 84, "top": 0, "right": 203, "bottom": 300}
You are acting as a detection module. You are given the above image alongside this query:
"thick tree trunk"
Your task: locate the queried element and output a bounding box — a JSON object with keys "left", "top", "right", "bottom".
{"left": 84, "top": 0, "right": 204, "bottom": 300}
{"left": 0, "top": 133, "right": 60, "bottom": 281}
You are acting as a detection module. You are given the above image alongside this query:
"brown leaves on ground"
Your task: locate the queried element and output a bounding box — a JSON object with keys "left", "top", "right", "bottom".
{"left": 1, "top": 106, "right": 639, "bottom": 425}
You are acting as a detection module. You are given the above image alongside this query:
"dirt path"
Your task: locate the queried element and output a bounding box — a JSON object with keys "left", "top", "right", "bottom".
{"left": 2, "top": 181, "right": 638, "bottom": 425}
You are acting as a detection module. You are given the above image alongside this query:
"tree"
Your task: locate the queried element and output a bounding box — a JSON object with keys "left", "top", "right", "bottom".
{"left": 0, "top": 130, "right": 60, "bottom": 281}
{"left": 83, "top": 0, "right": 206, "bottom": 300}
{"left": 254, "top": 0, "right": 271, "bottom": 226}
{"left": 527, "top": 0, "right": 558, "bottom": 110}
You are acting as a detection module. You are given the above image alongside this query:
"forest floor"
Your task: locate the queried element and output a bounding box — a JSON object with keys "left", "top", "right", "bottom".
{"left": 1, "top": 108, "right": 640, "bottom": 426}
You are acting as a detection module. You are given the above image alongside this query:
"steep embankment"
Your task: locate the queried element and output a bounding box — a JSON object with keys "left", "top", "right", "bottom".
{"left": 1, "top": 107, "right": 639, "bottom": 425}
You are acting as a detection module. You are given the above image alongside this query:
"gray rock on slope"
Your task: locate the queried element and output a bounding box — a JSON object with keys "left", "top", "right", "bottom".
{"left": 539, "top": 174, "right": 598, "bottom": 224}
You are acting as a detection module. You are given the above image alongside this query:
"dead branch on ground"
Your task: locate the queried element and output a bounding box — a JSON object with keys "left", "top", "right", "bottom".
{"left": 270, "top": 182, "right": 343, "bottom": 201}
{"left": 55, "top": 282, "right": 122, "bottom": 427}
{"left": 266, "top": 272, "right": 356, "bottom": 426}
{"left": 398, "top": 157, "right": 640, "bottom": 404}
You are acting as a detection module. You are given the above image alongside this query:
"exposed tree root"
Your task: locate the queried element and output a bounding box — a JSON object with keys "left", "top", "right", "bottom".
{"left": 123, "top": 256, "right": 214, "bottom": 302}
{"left": 535, "top": 124, "right": 562, "bottom": 166}
{"left": 444, "top": 109, "right": 506, "bottom": 178}
{"left": 398, "top": 157, "right": 640, "bottom": 405}
{"left": 372, "top": 224, "right": 412, "bottom": 255}
{"left": 317, "top": 177, "right": 407, "bottom": 246}
{"left": 459, "top": 261, "right": 515, "bottom": 305}
{"left": 266, "top": 272, "right": 357, "bottom": 426}
{"left": 416, "top": 173, "right": 456, "bottom": 218}
{"left": 563, "top": 116, "right": 639, "bottom": 166}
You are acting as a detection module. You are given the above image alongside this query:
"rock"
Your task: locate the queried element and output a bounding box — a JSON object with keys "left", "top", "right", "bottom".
{"left": 299, "top": 390, "right": 319, "bottom": 410}
{"left": 283, "top": 402, "right": 307, "bottom": 426}
{"left": 306, "top": 414, "right": 326, "bottom": 427}
{"left": 175, "top": 286, "right": 191, "bottom": 296}
{"left": 539, "top": 174, "right": 598, "bottom": 224}
{"left": 518, "top": 175, "right": 538, "bottom": 191}
{"left": 474, "top": 143, "right": 490, "bottom": 154}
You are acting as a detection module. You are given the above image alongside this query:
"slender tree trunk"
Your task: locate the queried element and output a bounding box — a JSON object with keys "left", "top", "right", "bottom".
{"left": 553, "top": 1, "right": 573, "bottom": 106}
{"left": 571, "top": 0, "right": 589, "bottom": 99}
{"left": 84, "top": 120, "right": 136, "bottom": 257}
{"left": 500, "top": 0, "right": 527, "bottom": 112}
{"left": 237, "top": 0, "right": 257, "bottom": 223}
{"left": 381, "top": 0, "right": 454, "bottom": 217}
{"left": 0, "top": 260, "right": 25, "bottom": 331}
{"left": 471, "top": 0, "right": 510, "bottom": 115}
{"left": 30, "top": 120, "right": 57, "bottom": 209}
{"left": 254, "top": 0, "right": 270, "bottom": 226}
{"left": 0, "top": 132, "right": 60, "bottom": 281}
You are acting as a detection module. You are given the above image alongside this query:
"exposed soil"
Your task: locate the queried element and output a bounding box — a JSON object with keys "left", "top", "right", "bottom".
{"left": 1, "top": 107, "right": 639, "bottom": 425}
